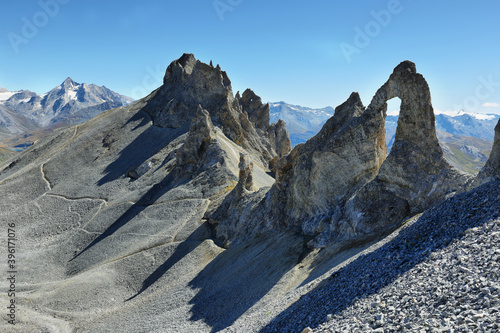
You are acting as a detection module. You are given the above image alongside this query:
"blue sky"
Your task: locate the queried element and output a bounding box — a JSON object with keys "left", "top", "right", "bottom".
{"left": 1, "top": 0, "right": 500, "bottom": 114}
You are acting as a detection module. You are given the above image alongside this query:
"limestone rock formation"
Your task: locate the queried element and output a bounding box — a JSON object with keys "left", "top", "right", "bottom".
{"left": 140, "top": 53, "right": 285, "bottom": 167}
{"left": 211, "top": 61, "right": 472, "bottom": 249}
{"left": 340, "top": 62, "right": 471, "bottom": 241}
{"left": 237, "top": 89, "right": 271, "bottom": 131}
{"left": 176, "top": 105, "right": 217, "bottom": 172}
{"left": 475, "top": 118, "right": 500, "bottom": 185}
{"left": 270, "top": 91, "right": 386, "bottom": 233}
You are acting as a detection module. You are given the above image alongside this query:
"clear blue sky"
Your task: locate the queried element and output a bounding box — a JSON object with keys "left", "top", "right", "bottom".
{"left": 1, "top": 0, "right": 500, "bottom": 114}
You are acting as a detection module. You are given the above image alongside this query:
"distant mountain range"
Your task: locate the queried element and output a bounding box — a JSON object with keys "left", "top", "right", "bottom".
{"left": 0, "top": 79, "right": 133, "bottom": 159}
{"left": 269, "top": 102, "right": 334, "bottom": 146}
{"left": 0, "top": 78, "right": 133, "bottom": 128}
{"left": 0, "top": 104, "right": 38, "bottom": 137}
{"left": 270, "top": 101, "right": 499, "bottom": 174}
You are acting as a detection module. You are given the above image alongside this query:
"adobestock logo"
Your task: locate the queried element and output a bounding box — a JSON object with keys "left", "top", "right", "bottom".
{"left": 453, "top": 75, "right": 500, "bottom": 112}
{"left": 340, "top": 0, "right": 407, "bottom": 63}
{"left": 213, "top": 0, "right": 243, "bottom": 22}
{"left": 8, "top": 0, "right": 71, "bottom": 54}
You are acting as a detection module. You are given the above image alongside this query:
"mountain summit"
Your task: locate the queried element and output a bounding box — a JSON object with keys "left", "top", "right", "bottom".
{"left": 62, "top": 77, "right": 77, "bottom": 87}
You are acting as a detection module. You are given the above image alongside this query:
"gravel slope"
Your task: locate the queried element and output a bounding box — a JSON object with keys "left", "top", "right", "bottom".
{"left": 260, "top": 180, "right": 500, "bottom": 333}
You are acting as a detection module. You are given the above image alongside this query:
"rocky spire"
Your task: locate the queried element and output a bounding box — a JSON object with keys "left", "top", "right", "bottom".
{"left": 237, "top": 152, "right": 254, "bottom": 192}
{"left": 269, "top": 91, "right": 386, "bottom": 232}
{"left": 475, "top": 118, "right": 500, "bottom": 186}
{"left": 176, "top": 105, "right": 217, "bottom": 172}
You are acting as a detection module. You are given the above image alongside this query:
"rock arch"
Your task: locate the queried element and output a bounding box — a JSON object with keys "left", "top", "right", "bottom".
{"left": 342, "top": 61, "right": 472, "bottom": 242}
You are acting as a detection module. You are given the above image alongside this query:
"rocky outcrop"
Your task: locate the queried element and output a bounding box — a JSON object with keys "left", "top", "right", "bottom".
{"left": 141, "top": 54, "right": 285, "bottom": 167}
{"left": 266, "top": 119, "right": 292, "bottom": 159}
{"left": 269, "top": 91, "right": 387, "bottom": 234}
{"left": 176, "top": 105, "right": 217, "bottom": 172}
{"left": 266, "top": 119, "right": 292, "bottom": 172}
{"left": 212, "top": 61, "right": 472, "bottom": 249}
{"left": 207, "top": 90, "right": 387, "bottom": 247}
{"left": 208, "top": 151, "right": 272, "bottom": 247}
{"left": 237, "top": 89, "right": 270, "bottom": 131}
{"left": 475, "top": 118, "right": 500, "bottom": 185}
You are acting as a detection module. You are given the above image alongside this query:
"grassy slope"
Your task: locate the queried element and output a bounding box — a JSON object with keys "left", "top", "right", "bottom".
{"left": 437, "top": 130, "right": 493, "bottom": 175}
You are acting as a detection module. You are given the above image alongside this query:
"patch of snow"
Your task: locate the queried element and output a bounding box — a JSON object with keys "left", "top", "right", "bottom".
{"left": 435, "top": 109, "right": 498, "bottom": 120}
{"left": 67, "top": 89, "right": 78, "bottom": 100}
{"left": 0, "top": 91, "right": 17, "bottom": 102}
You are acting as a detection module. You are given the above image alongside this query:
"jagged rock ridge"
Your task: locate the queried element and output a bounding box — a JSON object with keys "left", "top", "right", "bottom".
{"left": 211, "top": 61, "right": 473, "bottom": 249}
{"left": 139, "top": 53, "right": 291, "bottom": 167}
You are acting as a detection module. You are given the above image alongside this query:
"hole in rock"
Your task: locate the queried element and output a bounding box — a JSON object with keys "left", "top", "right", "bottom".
{"left": 385, "top": 97, "right": 401, "bottom": 153}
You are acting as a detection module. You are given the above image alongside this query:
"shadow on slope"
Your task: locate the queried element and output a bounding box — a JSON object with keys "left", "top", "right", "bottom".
{"left": 71, "top": 111, "right": 191, "bottom": 261}
{"left": 126, "top": 221, "right": 214, "bottom": 301}
{"left": 261, "top": 180, "right": 500, "bottom": 332}
{"left": 97, "top": 111, "right": 186, "bottom": 187}
{"left": 71, "top": 171, "right": 188, "bottom": 261}
{"left": 187, "top": 232, "right": 306, "bottom": 333}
